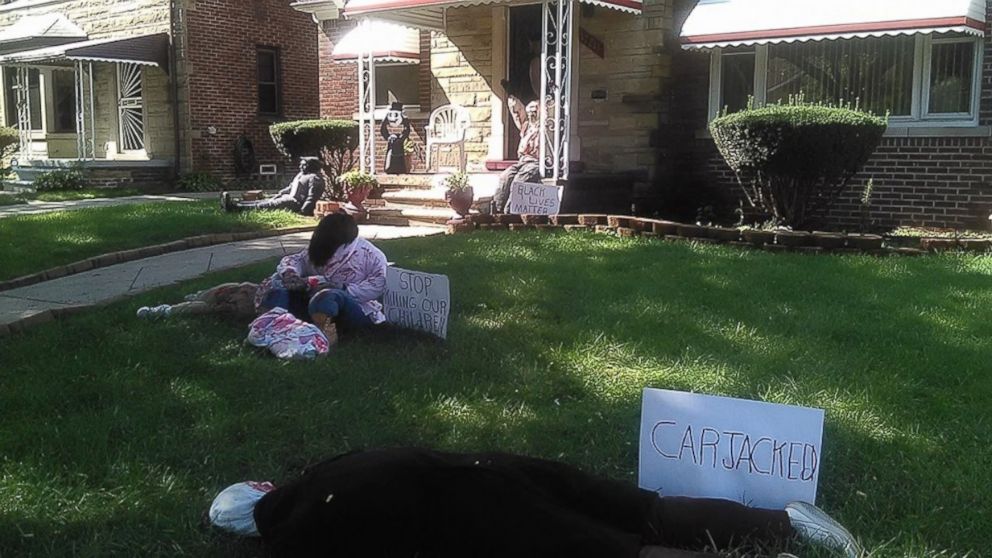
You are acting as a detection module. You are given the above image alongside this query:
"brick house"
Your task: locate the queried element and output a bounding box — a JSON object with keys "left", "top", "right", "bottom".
{"left": 673, "top": 0, "right": 992, "bottom": 230}
{"left": 297, "top": 0, "right": 991, "bottom": 229}
{"left": 0, "top": 0, "right": 318, "bottom": 187}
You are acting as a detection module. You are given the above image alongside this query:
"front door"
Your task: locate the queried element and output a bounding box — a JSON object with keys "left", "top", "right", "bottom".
{"left": 505, "top": 4, "right": 542, "bottom": 159}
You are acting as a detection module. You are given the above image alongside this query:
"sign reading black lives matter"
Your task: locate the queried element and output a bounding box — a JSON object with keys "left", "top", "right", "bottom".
{"left": 383, "top": 267, "right": 450, "bottom": 339}
{"left": 507, "top": 181, "right": 563, "bottom": 215}
{"left": 638, "top": 388, "right": 824, "bottom": 509}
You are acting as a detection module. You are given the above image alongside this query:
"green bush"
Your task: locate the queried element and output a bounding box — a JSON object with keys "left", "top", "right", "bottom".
{"left": 34, "top": 165, "right": 86, "bottom": 191}
{"left": 710, "top": 100, "right": 887, "bottom": 229}
{"left": 270, "top": 120, "right": 359, "bottom": 200}
{"left": 176, "top": 172, "right": 223, "bottom": 192}
{"left": 0, "top": 126, "right": 19, "bottom": 178}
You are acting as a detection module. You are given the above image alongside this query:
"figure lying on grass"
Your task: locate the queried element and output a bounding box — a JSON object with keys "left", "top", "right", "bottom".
{"left": 221, "top": 157, "right": 325, "bottom": 216}
{"left": 138, "top": 213, "right": 387, "bottom": 354}
{"left": 210, "top": 447, "right": 861, "bottom": 558}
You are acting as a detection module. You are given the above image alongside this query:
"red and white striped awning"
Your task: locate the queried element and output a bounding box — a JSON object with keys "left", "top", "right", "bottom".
{"left": 343, "top": 0, "right": 641, "bottom": 30}
{"left": 681, "top": 0, "right": 987, "bottom": 49}
{"left": 332, "top": 20, "right": 421, "bottom": 63}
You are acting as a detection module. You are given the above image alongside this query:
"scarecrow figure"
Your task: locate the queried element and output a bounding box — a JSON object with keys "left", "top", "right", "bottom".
{"left": 380, "top": 102, "right": 412, "bottom": 174}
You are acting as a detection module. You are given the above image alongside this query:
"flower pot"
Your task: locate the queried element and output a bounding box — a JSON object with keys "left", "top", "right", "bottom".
{"left": 445, "top": 186, "right": 475, "bottom": 217}
{"left": 346, "top": 184, "right": 373, "bottom": 210}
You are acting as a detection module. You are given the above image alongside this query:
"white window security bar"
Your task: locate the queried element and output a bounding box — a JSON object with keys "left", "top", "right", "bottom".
{"left": 117, "top": 62, "right": 145, "bottom": 152}
{"left": 540, "top": 0, "right": 573, "bottom": 182}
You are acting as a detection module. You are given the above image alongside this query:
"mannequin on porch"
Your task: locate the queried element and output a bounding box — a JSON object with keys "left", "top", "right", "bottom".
{"left": 493, "top": 79, "right": 543, "bottom": 214}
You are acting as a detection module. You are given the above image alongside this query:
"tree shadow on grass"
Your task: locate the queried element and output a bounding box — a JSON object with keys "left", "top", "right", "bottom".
{"left": 1, "top": 233, "right": 990, "bottom": 556}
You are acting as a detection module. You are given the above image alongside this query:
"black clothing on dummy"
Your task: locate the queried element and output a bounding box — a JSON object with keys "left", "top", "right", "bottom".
{"left": 381, "top": 103, "right": 412, "bottom": 174}
{"left": 252, "top": 448, "right": 792, "bottom": 558}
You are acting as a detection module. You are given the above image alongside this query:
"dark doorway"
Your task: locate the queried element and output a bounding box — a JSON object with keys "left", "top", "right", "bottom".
{"left": 506, "top": 4, "right": 542, "bottom": 158}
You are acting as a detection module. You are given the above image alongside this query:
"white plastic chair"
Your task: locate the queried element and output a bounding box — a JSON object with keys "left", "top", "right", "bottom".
{"left": 425, "top": 104, "right": 471, "bottom": 173}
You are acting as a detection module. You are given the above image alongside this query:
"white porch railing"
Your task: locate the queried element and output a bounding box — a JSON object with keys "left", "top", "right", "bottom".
{"left": 540, "top": 0, "right": 573, "bottom": 182}
{"left": 357, "top": 23, "right": 377, "bottom": 175}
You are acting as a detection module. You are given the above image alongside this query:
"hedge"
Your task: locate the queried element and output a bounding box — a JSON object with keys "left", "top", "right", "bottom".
{"left": 710, "top": 103, "right": 887, "bottom": 229}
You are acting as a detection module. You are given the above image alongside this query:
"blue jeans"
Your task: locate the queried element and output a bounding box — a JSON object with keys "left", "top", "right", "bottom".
{"left": 261, "top": 288, "right": 372, "bottom": 333}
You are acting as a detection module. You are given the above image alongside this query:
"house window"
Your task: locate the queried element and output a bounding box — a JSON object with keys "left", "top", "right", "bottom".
{"left": 375, "top": 64, "right": 420, "bottom": 110}
{"left": 51, "top": 70, "right": 77, "bottom": 133}
{"left": 709, "top": 34, "right": 983, "bottom": 125}
{"left": 257, "top": 47, "right": 281, "bottom": 115}
{"left": 4, "top": 68, "right": 42, "bottom": 131}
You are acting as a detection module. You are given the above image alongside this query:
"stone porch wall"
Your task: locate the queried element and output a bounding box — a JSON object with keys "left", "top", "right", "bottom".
{"left": 431, "top": 5, "right": 494, "bottom": 171}
{"left": 576, "top": 0, "right": 672, "bottom": 180}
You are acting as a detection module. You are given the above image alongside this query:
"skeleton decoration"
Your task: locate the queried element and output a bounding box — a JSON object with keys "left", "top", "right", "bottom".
{"left": 380, "top": 102, "right": 412, "bottom": 174}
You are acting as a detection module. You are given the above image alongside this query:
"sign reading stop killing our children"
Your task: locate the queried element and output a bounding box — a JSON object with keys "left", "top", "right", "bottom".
{"left": 383, "top": 267, "right": 451, "bottom": 339}
{"left": 507, "top": 181, "right": 563, "bottom": 215}
{"left": 638, "top": 388, "right": 824, "bottom": 510}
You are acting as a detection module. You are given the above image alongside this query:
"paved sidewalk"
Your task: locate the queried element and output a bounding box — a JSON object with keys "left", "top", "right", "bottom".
{"left": 0, "top": 193, "right": 214, "bottom": 219}
{"left": 0, "top": 225, "right": 441, "bottom": 329}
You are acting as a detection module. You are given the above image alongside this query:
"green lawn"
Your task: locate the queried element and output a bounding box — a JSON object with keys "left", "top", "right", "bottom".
{"left": 2, "top": 232, "right": 990, "bottom": 557}
{"left": 0, "top": 201, "right": 311, "bottom": 280}
{"left": 0, "top": 188, "right": 147, "bottom": 206}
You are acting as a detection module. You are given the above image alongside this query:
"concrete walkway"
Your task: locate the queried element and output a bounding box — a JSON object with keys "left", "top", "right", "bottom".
{"left": 0, "top": 225, "right": 442, "bottom": 329}
{"left": 0, "top": 192, "right": 216, "bottom": 219}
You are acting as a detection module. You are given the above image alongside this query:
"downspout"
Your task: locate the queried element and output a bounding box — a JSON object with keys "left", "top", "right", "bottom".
{"left": 169, "top": 0, "right": 183, "bottom": 179}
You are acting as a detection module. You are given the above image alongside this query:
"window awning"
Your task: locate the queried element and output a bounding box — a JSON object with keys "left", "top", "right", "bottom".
{"left": 0, "top": 14, "right": 88, "bottom": 54}
{"left": 0, "top": 33, "right": 170, "bottom": 70}
{"left": 332, "top": 20, "right": 421, "bottom": 63}
{"left": 681, "top": 0, "right": 987, "bottom": 49}
{"left": 341, "top": 0, "right": 641, "bottom": 30}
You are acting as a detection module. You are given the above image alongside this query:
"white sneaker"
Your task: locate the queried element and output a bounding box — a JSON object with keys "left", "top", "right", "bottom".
{"left": 786, "top": 501, "right": 862, "bottom": 558}
{"left": 136, "top": 304, "right": 172, "bottom": 320}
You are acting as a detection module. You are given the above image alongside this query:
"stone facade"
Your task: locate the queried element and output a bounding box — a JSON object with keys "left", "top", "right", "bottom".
{"left": 670, "top": 0, "right": 992, "bottom": 230}
{"left": 576, "top": 0, "right": 672, "bottom": 179}
{"left": 0, "top": 0, "right": 174, "bottom": 164}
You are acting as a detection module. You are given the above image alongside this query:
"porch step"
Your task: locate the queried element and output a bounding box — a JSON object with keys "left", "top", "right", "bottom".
{"left": 366, "top": 202, "right": 479, "bottom": 227}
{"left": 377, "top": 174, "right": 440, "bottom": 191}
{"left": 1, "top": 180, "right": 35, "bottom": 193}
{"left": 381, "top": 188, "right": 492, "bottom": 209}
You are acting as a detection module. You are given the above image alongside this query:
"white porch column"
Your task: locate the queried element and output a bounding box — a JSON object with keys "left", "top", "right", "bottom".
{"left": 539, "top": 0, "right": 574, "bottom": 182}
{"left": 357, "top": 30, "right": 376, "bottom": 175}
{"left": 14, "top": 67, "right": 32, "bottom": 160}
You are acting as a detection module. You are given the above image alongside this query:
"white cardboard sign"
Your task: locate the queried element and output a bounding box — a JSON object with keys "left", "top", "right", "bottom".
{"left": 507, "top": 181, "right": 563, "bottom": 215}
{"left": 383, "top": 267, "right": 450, "bottom": 339}
{"left": 639, "top": 388, "right": 824, "bottom": 510}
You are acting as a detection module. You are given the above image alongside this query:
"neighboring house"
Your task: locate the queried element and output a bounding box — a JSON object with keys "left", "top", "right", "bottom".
{"left": 293, "top": 0, "right": 671, "bottom": 191}
{"left": 297, "top": 0, "right": 991, "bottom": 229}
{"left": 0, "top": 0, "right": 318, "bottom": 188}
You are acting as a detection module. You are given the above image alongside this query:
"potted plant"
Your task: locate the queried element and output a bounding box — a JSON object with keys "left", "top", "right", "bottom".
{"left": 403, "top": 138, "right": 422, "bottom": 171}
{"left": 442, "top": 172, "right": 474, "bottom": 218}
{"left": 338, "top": 170, "right": 378, "bottom": 211}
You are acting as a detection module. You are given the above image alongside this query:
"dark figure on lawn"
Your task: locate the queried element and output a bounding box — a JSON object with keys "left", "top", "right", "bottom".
{"left": 222, "top": 157, "right": 325, "bottom": 216}
{"left": 209, "top": 447, "right": 861, "bottom": 558}
{"left": 492, "top": 80, "right": 543, "bottom": 214}
{"left": 254, "top": 212, "right": 387, "bottom": 345}
{"left": 382, "top": 102, "right": 412, "bottom": 174}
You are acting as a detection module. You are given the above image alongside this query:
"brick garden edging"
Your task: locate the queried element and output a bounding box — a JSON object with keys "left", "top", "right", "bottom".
{"left": 0, "top": 226, "right": 317, "bottom": 293}
{"left": 446, "top": 214, "right": 991, "bottom": 257}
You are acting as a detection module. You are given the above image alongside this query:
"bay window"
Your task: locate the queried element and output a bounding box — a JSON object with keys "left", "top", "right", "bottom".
{"left": 708, "top": 34, "right": 983, "bottom": 126}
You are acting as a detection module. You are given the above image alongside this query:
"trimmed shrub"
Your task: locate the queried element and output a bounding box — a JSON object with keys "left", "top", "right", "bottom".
{"left": 270, "top": 120, "right": 359, "bottom": 200}
{"left": 0, "top": 126, "right": 19, "bottom": 178}
{"left": 176, "top": 171, "right": 223, "bottom": 192}
{"left": 34, "top": 165, "right": 86, "bottom": 191}
{"left": 710, "top": 101, "right": 886, "bottom": 229}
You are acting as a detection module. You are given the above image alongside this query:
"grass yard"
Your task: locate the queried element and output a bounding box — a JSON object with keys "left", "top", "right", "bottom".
{"left": 0, "top": 188, "right": 146, "bottom": 206}
{"left": 2, "top": 232, "right": 990, "bottom": 557}
{"left": 0, "top": 200, "right": 311, "bottom": 280}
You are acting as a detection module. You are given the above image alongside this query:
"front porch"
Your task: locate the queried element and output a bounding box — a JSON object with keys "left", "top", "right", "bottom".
{"left": 0, "top": 33, "right": 175, "bottom": 189}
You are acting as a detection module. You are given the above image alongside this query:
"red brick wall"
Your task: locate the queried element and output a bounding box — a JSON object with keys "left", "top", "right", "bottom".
{"left": 183, "top": 0, "right": 319, "bottom": 182}
{"left": 670, "top": 0, "right": 992, "bottom": 231}
{"left": 317, "top": 20, "right": 434, "bottom": 173}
